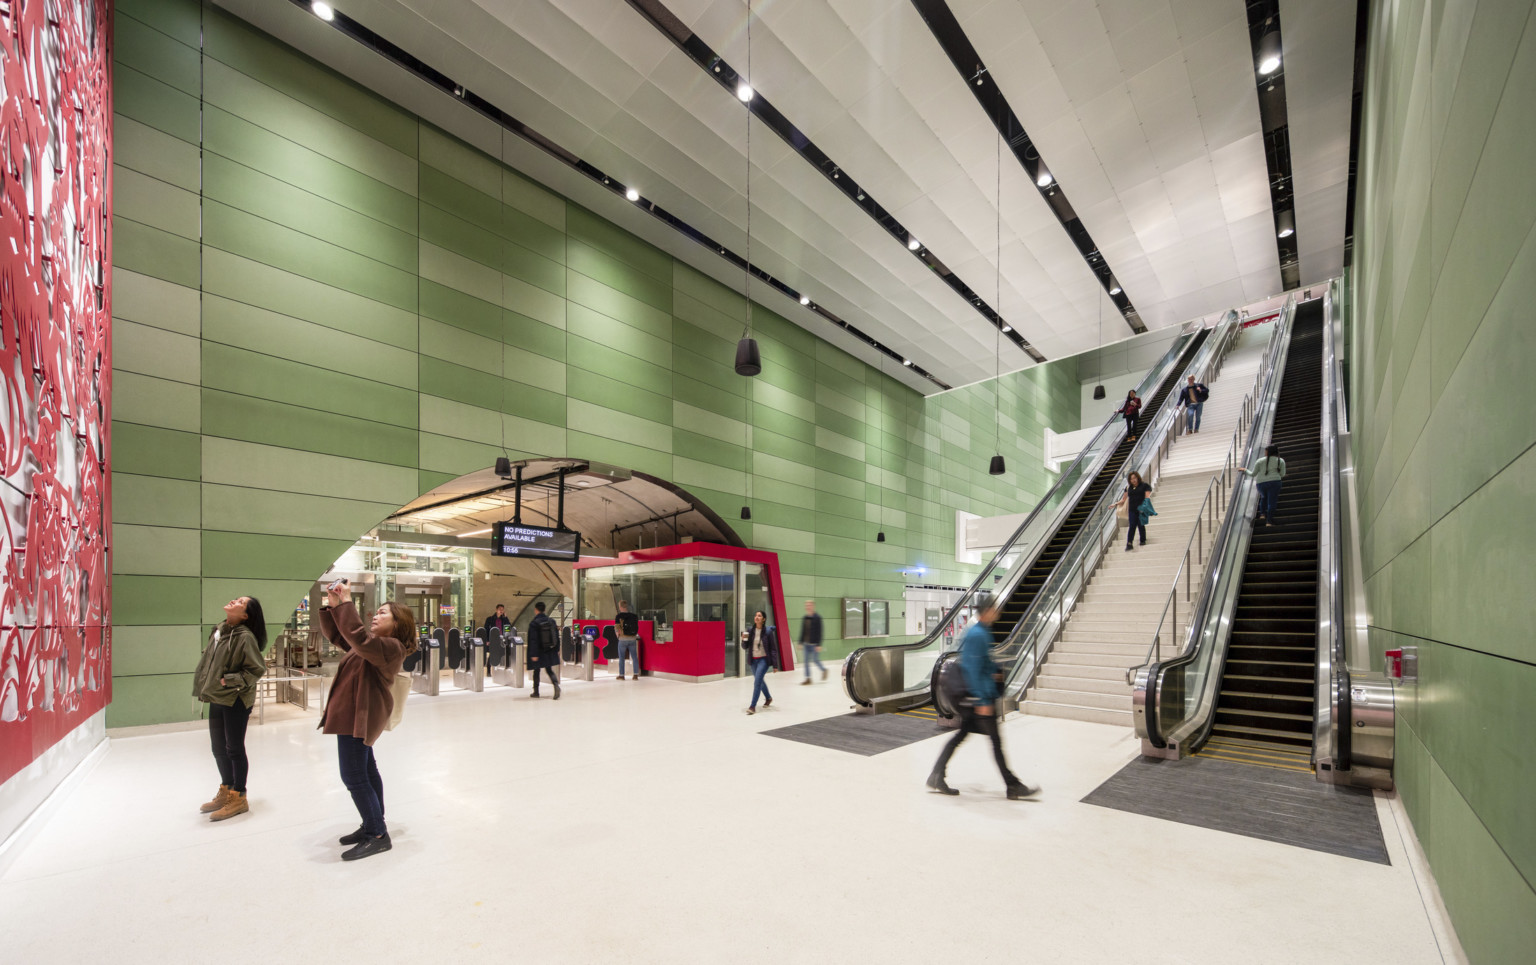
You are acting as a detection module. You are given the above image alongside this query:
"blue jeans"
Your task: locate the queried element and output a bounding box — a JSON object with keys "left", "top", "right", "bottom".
{"left": 802, "top": 644, "right": 826, "bottom": 678}
{"left": 1256, "top": 480, "right": 1282, "bottom": 520}
{"left": 337, "top": 735, "right": 386, "bottom": 837}
{"left": 617, "top": 638, "right": 640, "bottom": 676}
{"left": 750, "top": 656, "right": 772, "bottom": 709}
{"left": 1185, "top": 401, "right": 1203, "bottom": 431}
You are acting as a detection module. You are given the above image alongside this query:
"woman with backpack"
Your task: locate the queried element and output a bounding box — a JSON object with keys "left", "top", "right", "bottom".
{"left": 1118, "top": 390, "right": 1143, "bottom": 442}
{"left": 193, "top": 595, "right": 267, "bottom": 822}
{"left": 1116, "top": 470, "right": 1154, "bottom": 551}
{"left": 1240, "top": 444, "right": 1287, "bottom": 525}
{"left": 317, "top": 580, "right": 417, "bottom": 861}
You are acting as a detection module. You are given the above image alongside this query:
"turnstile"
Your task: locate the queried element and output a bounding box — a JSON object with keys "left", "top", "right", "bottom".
{"left": 490, "top": 628, "right": 526, "bottom": 688}
{"left": 454, "top": 631, "right": 486, "bottom": 692}
{"left": 412, "top": 629, "right": 443, "bottom": 695}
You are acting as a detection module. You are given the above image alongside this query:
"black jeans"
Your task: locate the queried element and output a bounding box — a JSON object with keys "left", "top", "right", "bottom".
{"left": 337, "top": 735, "right": 387, "bottom": 837}
{"left": 209, "top": 701, "right": 252, "bottom": 793}
{"left": 530, "top": 665, "right": 559, "bottom": 694}
{"left": 1124, "top": 413, "right": 1138, "bottom": 438}
{"left": 1126, "top": 514, "right": 1146, "bottom": 546}
{"left": 932, "top": 703, "right": 1020, "bottom": 787}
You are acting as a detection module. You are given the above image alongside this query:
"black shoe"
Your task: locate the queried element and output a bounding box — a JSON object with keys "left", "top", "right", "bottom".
{"left": 1006, "top": 783, "right": 1040, "bottom": 800}
{"left": 342, "top": 833, "right": 392, "bottom": 861}
{"left": 553, "top": 684, "right": 562, "bottom": 700}
{"left": 926, "top": 773, "right": 959, "bottom": 795}
{"left": 338, "top": 826, "right": 366, "bottom": 846}
{"left": 1125, "top": 544, "right": 1133, "bottom": 552}
{"left": 531, "top": 692, "right": 541, "bottom": 698}
{"left": 1140, "top": 540, "right": 1146, "bottom": 546}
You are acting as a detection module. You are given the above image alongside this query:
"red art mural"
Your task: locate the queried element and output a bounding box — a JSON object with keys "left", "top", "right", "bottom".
{"left": 0, "top": 0, "right": 113, "bottom": 786}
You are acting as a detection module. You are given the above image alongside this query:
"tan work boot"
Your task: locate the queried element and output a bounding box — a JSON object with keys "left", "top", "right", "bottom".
{"left": 209, "top": 790, "right": 249, "bottom": 821}
{"left": 199, "top": 785, "right": 232, "bottom": 814}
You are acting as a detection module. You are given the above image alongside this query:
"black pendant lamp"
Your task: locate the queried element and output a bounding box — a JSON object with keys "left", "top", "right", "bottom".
{"left": 876, "top": 355, "right": 887, "bottom": 541}
{"left": 987, "top": 114, "right": 1006, "bottom": 478}
{"left": 734, "top": 336, "right": 761, "bottom": 376}
{"left": 1092, "top": 283, "right": 1106, "bottom": 400}
{"left": 734, "top": 1, "right": 761, "bottom": 380}
{"left": 989, "top": 454, "right": 1006, "bottom": 476}
{"left": 740, "top": 505, "right": 751, "bottom": 520}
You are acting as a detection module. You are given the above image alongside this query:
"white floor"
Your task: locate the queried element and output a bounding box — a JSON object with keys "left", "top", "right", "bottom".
{"left": 0, "top": 667, "right": 1461, "bottom": 964}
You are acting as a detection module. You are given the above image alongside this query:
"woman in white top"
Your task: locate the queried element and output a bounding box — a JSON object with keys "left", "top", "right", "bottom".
{"left": 740, "top": 610, "right": 780, "bottom": 715}
{"left": 1240, "top": 444, "right": 1287, "bottom": 525}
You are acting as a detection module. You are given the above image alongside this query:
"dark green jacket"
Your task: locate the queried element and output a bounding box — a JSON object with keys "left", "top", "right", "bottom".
{"left": 193, "top": 623, "right": 266, "bottom": 709}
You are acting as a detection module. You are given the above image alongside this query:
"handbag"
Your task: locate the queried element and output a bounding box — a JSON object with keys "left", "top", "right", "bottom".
{"left": 385, "top": 672, "right": 412, "bottom": 731}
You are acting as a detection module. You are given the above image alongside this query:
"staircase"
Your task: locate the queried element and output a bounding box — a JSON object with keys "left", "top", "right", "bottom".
{"left": 1019, "top": 329, "right": 1276, "bottom": 727}
{"left": 1022, "top": 474, "right": 1214, "bottom": 725}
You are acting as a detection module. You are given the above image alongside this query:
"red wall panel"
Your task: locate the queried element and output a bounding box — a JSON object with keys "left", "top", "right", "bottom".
{"left": 0, "top": 0, "right": 114, "bottom": 786}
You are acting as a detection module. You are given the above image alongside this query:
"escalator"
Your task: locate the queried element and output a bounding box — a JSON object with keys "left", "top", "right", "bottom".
{"left": 1209, "top": 301, "right": 1323, "bottom": 755}
{"left": 988, "top": 328, "right": 1210, "bottom": 645}
{"left": 845, "top": 316, "right": 1230, "bottom": 713}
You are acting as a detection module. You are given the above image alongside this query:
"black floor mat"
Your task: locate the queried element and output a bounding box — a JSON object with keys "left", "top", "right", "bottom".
{"left": 761, "top": 711, "right": 948, "bottom": 756}
{"left": 1082, "top": 755, "right": 1388, "bottom": 864}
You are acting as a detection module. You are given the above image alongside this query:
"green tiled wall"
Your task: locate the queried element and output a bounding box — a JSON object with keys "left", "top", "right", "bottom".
{"left": 108, "top": 0, "right": 1079, "bottom": 725}
{"left": 1351, "top": 0, "right": 1536, "bottom": 959}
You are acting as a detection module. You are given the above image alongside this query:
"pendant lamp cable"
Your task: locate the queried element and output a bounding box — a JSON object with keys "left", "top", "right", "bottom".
{"left": 743, "top": 0, "right": 752, "bottom": 339}
{"left": 988, "top": 113, "right": 1005, "bottom": 477}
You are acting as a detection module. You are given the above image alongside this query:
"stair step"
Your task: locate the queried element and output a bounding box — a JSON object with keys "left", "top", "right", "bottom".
{"left": 1036, "top": 674, "right": 1132, "bottom": 695}
{"left": 1022, "top": 699, "right": 1133, "bottom": 728}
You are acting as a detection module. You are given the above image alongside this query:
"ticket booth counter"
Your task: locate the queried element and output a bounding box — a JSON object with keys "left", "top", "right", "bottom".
{"left": 574, "top": 544, "right": 793, "bottom": 680}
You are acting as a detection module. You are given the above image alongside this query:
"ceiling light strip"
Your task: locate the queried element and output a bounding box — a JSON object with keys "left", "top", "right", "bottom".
{"left": 907, "top": 0, "right": 1146, "bottom": 335}
{"left": 623, "top": 0, "right": 1046, "bottom": 363}
{"left": 1247, "top": 0, "right": 1301, "bottom": 290}
{"left": 286, "top": 0, "right": 951, "bottom": 388}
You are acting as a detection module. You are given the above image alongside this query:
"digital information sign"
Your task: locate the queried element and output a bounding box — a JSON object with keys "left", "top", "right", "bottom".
{"left": 490, "top": 522, "right": 581, "bottom": 562}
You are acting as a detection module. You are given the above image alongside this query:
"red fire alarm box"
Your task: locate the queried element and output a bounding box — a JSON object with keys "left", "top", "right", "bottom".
{"left": 1384, "top": 648, "right": 1403, "bottom": 679}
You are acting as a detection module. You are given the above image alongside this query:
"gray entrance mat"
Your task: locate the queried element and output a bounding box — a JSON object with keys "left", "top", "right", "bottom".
{"left": 1082, "top": 756, "right": 1389, "bottom": 864}
{"left": 761, "top": 709, "right": 947, "bottom": 756}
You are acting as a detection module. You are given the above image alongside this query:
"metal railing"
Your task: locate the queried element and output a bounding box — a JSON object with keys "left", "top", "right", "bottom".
{"left": 929, "top": 310, "right": 1244, "bottom": 717}
{"left": 1132, "top": 297, "right": 1298, "bottom": 752}
{"left": 844, "top": 317, "right": 1211, "bottom": 711}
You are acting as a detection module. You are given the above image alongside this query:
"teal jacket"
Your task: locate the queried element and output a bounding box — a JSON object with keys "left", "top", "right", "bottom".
{"left": 959, "top": 621, "right": 1000, "bottom": 704}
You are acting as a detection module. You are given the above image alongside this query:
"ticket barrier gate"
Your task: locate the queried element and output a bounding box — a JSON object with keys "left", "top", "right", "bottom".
{"left": 412, "top": 628, "right": 443, "bottom": 696}
{"left": 453, "top": 628, "right": 486, "bottom": 692}
{"left": 489, "top": 628, "right": 526, "bottom": 688}
{"left": 576, "top": 625, "right": 597, "bottom": 682}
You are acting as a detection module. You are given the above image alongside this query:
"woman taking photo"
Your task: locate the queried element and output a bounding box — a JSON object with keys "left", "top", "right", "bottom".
{"left": 1116, "top": 470, "right": 1153, "bottom": 551}
{"left": 741, "top": 610, "right": 780, "bottom": 715}
{"left": 1118, "top": 390, "right": 1143, "bottom": 442}
{"left": 193, "top": 596, "right": 267, "bottom": 822}
{"left": 317, "top": 581, "right": 416, "bottom": 861}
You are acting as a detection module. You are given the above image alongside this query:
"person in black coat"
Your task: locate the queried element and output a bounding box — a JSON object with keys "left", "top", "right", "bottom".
{"left": 741, "top": 610, "right": 780, "bottom": 715}
{"left": 527, "top": 601, "right": 561, "bottom": 699}
{"left": 483, "top": 604, "right": 512, "bottom": 636}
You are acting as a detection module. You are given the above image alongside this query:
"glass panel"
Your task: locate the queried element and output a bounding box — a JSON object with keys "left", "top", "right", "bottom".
{"left": 694, "top": 559, "right": 737, "bottom": 677}
{"left": 843, "top": 598, "right": 866, "bottom": 638}
{"left": 868, "top": 600, "right": 889, "bottom": 636}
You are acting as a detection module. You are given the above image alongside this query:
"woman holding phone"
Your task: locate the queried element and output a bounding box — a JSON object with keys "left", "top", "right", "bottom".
{"left": 193, "top": 596, "right": 267, "bottom": 821}
{"left": 317, "top": 579, "right": 416, "bottom": 860}
{"left": 740, "top": 610, "right": 780, "bottom": 715}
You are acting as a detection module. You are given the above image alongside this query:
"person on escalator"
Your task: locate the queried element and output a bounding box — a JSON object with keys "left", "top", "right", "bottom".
{"left": 926, "top": 599, "right": 1037, "bottom": 800}
{"left": 1117, "top": 470, "right": 1153, "bottom": 550}
{"left": 1117, "top": 390, "right": 1143, "bottom": 442}
{"left": 1239, "top": 444, "right": 1287, "bottom": 525}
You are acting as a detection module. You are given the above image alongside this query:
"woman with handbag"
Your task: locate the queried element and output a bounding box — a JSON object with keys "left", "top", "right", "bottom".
{"left": 1118, "top": 390, "right": 1144, "bottom": 442}
{"left": 1116, "top": 470, "right": 1153, "bottom": 551}
{"left": 740, "top": 609, "right": 780, "bottom": 715}
{"left": 317, "top": 581, "right": 416, "bottom": 860}
{"left": 193, "top": 596, "right": 267, "bottom": 821}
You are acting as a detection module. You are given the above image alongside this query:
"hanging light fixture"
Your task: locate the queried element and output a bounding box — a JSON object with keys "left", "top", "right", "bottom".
{"left": 1276, "top": 209, "right": 1295, "bottom": 239}
{"left": 876, "top": 355, "right": 887, "bottom": 542}
{"left": 1257, "top": 29, "right": 1282, "bottom": 75}
{"left": 734, "top": 2, "right": 762, "bottom": 378}
{"left": 1093, "top": 284, "right": 1107, "bottom": 400}
{"left": 989, "top": 115, "right": 1006, "bottom": 477}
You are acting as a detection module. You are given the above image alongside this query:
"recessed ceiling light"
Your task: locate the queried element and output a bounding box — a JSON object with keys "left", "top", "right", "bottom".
{"left": 625, "top": 187, "right": 640, "bottom": 201}
{"left": 737, "top": 83, "right": 753, "bottom": 102}
{"left": 312, "top": 1, "right": 335, "bottom": 21}
{"left": 1001, "top": 324, "right": 1012, "bottom": 333}
{"left": 902, "top": 358, "right": 912, "bottom": 366}
{"left": 1036, "top": 168, "right": 1053, "bottom": 188}
{"left": 1277, "top": 209, "right": 1295, "bottom": 238}
{"left": 907, "top": 237, "right": 920, "bottom": 251}
{"left": 1258, "top": 31, "right": 1282, "bottom": 75}
{"left": 576, "top": 480, "right": 591, "bottom": 487}
{"left": 799, "top": 295, "right": 810, "bottom": 305}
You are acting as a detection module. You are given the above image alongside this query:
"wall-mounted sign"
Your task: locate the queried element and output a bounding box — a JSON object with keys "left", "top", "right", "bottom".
{"left": 491, "top": 522, "right": 581, "bottom": 563}
{"left": 439, "top": 605, "right": 456, "bottom": 616}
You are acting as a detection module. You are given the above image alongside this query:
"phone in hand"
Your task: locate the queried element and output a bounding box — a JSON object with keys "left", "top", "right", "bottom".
{"left": 328, "top": 578, "right": 349, "bottom": 596}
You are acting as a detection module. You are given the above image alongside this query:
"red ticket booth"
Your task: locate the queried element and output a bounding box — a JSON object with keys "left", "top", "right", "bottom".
{"left": 573, "top": 544, "right": 793, "bottom": 680}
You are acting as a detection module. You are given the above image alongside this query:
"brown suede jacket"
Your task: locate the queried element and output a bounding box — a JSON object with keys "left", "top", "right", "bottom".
{"left": 318, "top": 601, "right": 407, "bottom": 747}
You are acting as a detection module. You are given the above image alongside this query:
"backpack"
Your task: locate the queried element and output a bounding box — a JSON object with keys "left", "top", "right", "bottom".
{"left": 1194, "top": 383, "right": 1209, "bottom": 402}
{"left": 939, "top": 656, "right": 970, "bottom": 705}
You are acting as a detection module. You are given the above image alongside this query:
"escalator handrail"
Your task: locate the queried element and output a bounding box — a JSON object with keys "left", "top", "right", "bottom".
{"left": 1139, "top": 297, "right": 1297, "bottom": 750}
{"left": 844, "top": 318, "right": 1206, "bottom": 708}
{"left": 1315, "top": 281, "right": 1350, "bottom": 769}
{"left": 930, "top": 311, "right": 1242, "bottom": 715}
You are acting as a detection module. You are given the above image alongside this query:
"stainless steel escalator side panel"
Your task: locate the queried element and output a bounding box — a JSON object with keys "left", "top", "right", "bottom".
{"left": 1342, "top": 671, "right": 1395, "bottom": 789}
{"left": 1139, "top": 299, "right": 1298, "bottom": 753}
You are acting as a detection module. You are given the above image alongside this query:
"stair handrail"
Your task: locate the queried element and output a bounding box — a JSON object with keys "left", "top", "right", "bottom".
{"left": 931, "top": 311, "right": 1243, "bottom": 716}
{"left": 1314, "top": 280, "right": 1349, "bottom": 771}
{"left": 1128, "top": 317, "right": 1288, "bottom": 680}
{"left": 1132, "top": 296, "right": 1298, "bottom": 753}
{"left": 845, "top": 317, "right": 1208, "bottom": 709}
